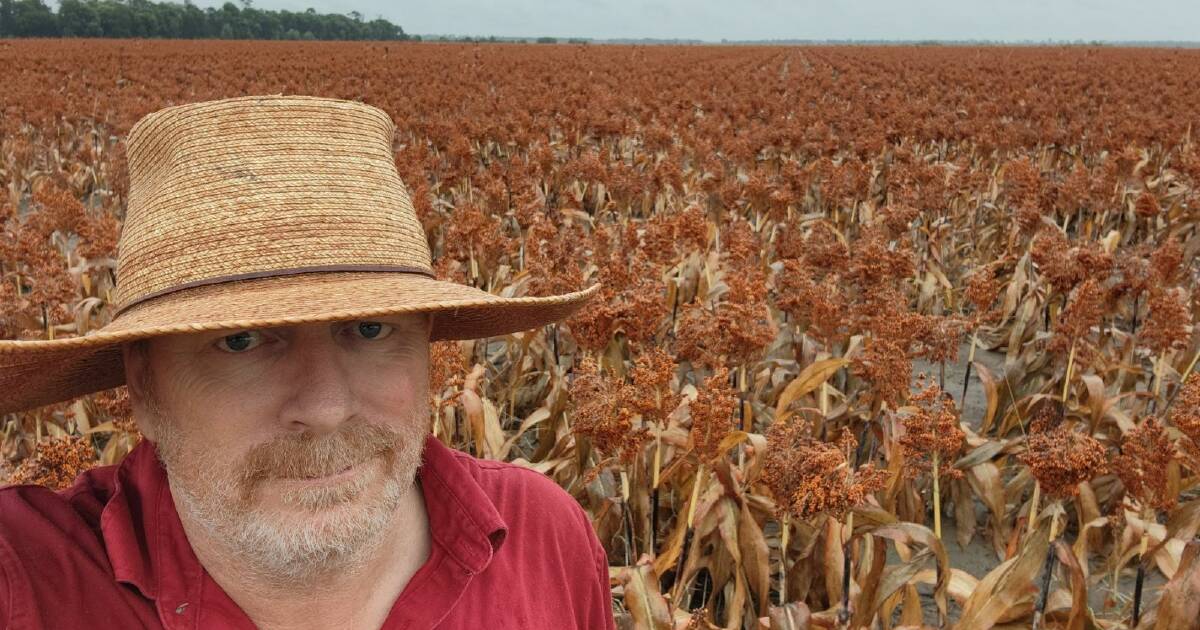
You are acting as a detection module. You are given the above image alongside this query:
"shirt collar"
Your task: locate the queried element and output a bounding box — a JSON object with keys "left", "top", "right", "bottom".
{"left": 98, "top": 434, "right": 508, "bottom": 620}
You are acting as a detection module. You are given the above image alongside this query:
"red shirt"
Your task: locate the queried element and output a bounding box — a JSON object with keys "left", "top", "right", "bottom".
{"left": 0, "top": 435, "right": 615, "bottom": 629}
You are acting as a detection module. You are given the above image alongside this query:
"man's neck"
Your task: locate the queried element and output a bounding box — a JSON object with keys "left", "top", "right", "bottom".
{"left": 173, "top": 477, "right": 432, "bottom": 630}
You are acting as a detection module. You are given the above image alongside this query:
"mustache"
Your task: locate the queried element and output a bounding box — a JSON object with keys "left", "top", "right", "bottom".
{"left": 236, "top": 420, "right": 405, "bottom": 489}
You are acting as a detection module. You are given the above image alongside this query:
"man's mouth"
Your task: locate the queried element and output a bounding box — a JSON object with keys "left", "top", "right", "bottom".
{"left": 300, "top": 463, "right": 355, "bottom": 480}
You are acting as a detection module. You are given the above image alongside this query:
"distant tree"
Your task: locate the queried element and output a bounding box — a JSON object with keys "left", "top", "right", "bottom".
{"left": 180, "top": 2, "right": 205, "bottom": 37}
{"left": 58, "top": 0, "right": 103, "bottom": 36}
{"left": 0, "top": 0, "right": 13, "bottom": 36}
{"left": 7, "top": 0, "right": 58, "bottom": 36}
{"left": 4, "top": 0, "right": 408, "bottom": 40}
{"left": 535, "top": 36, "right": 556, "bottom": 44}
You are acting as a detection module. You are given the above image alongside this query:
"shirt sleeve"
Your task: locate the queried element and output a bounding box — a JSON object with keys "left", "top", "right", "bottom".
{"left": 0, "top": 563, "right": 8, "bottom": 630}
{"left": 582, "top": 513, "right": 616, "bottom": 630}
{"left": 0, "top": 533, "right": 18, "bottom": 630}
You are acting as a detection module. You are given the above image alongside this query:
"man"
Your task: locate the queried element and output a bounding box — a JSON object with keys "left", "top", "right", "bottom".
{"left": 0, "top": 95, "right": 612, "bottom": 629}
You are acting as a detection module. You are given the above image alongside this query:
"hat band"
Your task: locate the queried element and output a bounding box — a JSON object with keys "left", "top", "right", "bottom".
{"left": 113, "top": 264, "right": 438, "bottom": 318}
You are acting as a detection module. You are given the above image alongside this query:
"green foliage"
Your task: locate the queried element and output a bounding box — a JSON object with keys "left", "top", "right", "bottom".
{"left": 0, "top": 0, "right": 407, "bottom": 40}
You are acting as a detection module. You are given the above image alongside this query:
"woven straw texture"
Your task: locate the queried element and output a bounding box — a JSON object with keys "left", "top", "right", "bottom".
{"left": 0, "top": 95, "right": 599, "bottom": 415}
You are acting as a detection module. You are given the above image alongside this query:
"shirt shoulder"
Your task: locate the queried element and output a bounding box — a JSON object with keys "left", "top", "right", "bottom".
{"left": 1, "top": 463, "right": 118, "bottom": 520}
{"left": 446, "top": 451, "right": 596, "bottom": 541}
{"left": 439, "top": 451, "right": 615, "bottom": 629}
{"left": 0, "top": 466, "right": 160, "bottom": 629}
{"left": 0, "top": 464, "right": 118, "bottom": 554}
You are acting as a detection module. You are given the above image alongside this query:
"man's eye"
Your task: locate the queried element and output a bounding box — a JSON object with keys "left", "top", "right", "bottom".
{"left": 215, "top": 330, "right": 263, "bottom": 353}
{"left": 351, "top": 321, "right": 393, "bottom": 340}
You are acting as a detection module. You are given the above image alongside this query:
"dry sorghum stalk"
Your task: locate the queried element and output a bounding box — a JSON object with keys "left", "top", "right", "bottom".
{"left": 844, "top": 226, "right": 915, "bottom": 291}
{"left": 1134, "top": 190, "right": 1160, "bottom": 218}
{"left": 523, "top": 214, "right": 586, "bottom": 295}
{"left": 801, "top": 221, "right": 850, "bottom": 273}
{"left": 90, "top": 387, "right": 137, "bottom": 435}
{"left": 629, "top": 347, "right": 678, "bottom": 426}
{"left": 774, "top": 260, "right": 847, "bottom": 350}
{"left": 8, "top": 435, "right": 96, "bottom": 491}
{"left": 641, "top": 204, "right": 708, "bottom": 267}
{"left": 1031, "top": 228, "right": 1080, "bottom": 294}
{"left": 688, "top": 367, "right": 737, "bottom": 464}
{"left": 1005, "top": 156, "right": 1046, "bottom": 234}
{"left": 1019, "top": 400, "right": 1108, "bottom": 499}
{"left": 1149, "top": 237, "right": 1184, "bottom": 284}
{"left": 898, "top": 378, "right": 966, "bottom": 479}
{"left": 1114, "top": 416, "right": 1177, "bottom": 512}
{"left": 674, "top": 277, "right": 774, "bottom": 370}
{"left": 568, "top": 356, "right": 650, "bottom": 465}
{"left": 1141, "top": 286, "right": 1192, "bottom": 356}
{"left": 569, "top": 227, "right": 668, "bottom": 352}
{"left": 1048, "top": 276, "right": 1107, "bottom": 361}
{"left": 772, "top": 216, "right": 806, "bottom": 261}
{"left": 877, "top": 203, "right": 920, "bottom": 238}
{"left": 964, "top": 257, "right": 1012, "bottom": 324}
{"left": 1113, "top": 246, "right": 1154, "bottom": 304}
{"left": 761, "top": 422, "right": 888, "bottom": 521}
{"left": 912, "top": 314, "right": 970, "bottom": 365}
{"left": 1170, "top": 373, "right": 1200, "bottom": 470}
{"left": 851, "top": 336, "right": 913, "bottom": 409}
{"left": 429, "top": 340, "right": 468, "bottom": 407}
{"left": 442, "top": 198, "right": 509, "bottom": 280}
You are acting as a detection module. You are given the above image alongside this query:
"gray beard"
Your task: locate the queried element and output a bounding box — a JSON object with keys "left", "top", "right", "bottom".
{"left": 165, "top": 453, "right": 417, "bottom": 586}
{"left": 150, "top": 411, "right": 427, "bottom": 587}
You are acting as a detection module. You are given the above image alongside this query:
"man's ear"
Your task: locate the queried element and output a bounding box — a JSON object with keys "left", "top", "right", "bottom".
{"left": 121, "top": 341, "right": 147, "bottom": 401}
{"left": 121, "top": 340, "right": 158, "bottom": 441}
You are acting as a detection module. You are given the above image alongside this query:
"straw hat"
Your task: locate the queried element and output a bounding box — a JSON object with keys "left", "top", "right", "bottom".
{"left": 0, "top": 95, "right": 599, "bottom": 415}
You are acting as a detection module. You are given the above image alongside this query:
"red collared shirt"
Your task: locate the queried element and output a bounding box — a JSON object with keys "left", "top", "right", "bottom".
{"left": 0, "top": 435, "right": 615, "bottom": 629}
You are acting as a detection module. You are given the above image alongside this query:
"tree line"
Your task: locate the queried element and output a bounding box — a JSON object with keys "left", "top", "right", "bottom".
{"left": 0, "top": 0, "right": 408, "bottom": 40}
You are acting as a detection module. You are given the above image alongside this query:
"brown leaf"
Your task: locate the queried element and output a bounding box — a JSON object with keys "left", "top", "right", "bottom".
{"left": 1050, "top": 540, "right": 1093, "bottom": 630}
{"left": 957, "top": 516, "right": 1051, "bottom": 628}
{"left": 972, "top": 361, "right": 1000, "bottom": 434}
{"left": 870, "top": 523, "right": 950, "bottom": 624}
{"left": 1151, "top": 540, "right": 1200, "bottom": 629}
{"left": 849, "top": 535, "right": 889, "bottom": 628}
{"left": 738, "top": 499, "right": 771, "bottom": 615}
{"left": 774, "top": 358, "right": 848, "bottom": 424}
{"left": 864, "top": 546, "right": 932, "bottom": 626}
{"left": 619, "top": 562, "right": 674, "bottom": 630}
{"left": 767, "top": 601, "right": 810, "bottom": 630}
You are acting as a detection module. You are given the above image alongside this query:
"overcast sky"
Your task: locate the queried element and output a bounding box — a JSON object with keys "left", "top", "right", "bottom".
{"left": 175, "top": 0, "right": 1197, "bottom": 42}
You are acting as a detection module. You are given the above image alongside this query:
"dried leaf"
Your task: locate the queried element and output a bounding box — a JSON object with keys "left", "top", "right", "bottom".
{"left": 774, "top": 358, "right": 848, "bottom": 423}
{"left": 957, "top": 516, "right": 1051, "bottom": 628}
{"left": 619, "top": 562, "right": 673, "bottom": 630}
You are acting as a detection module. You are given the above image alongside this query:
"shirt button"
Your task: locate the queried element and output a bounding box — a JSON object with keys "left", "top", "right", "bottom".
{"left": 175, "top": 602, "right": 190, "bottom": 614}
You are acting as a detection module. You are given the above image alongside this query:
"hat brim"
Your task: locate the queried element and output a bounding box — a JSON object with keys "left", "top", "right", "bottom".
{"left": 0, "top": 271, "right": 600, "bottom": 415}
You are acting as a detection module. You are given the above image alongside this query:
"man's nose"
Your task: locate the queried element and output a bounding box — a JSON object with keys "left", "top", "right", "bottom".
{"left": 278, "top": 333, "right": 357, "bottom": 434}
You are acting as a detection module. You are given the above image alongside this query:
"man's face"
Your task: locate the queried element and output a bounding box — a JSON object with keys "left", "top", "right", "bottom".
{"left": 121, "top": 313, "right": 433, "bottom": 584}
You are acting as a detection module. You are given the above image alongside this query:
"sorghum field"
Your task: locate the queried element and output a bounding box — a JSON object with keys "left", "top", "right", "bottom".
{"left": 3, "top": 39, "right": 1200, "bottom": 629}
